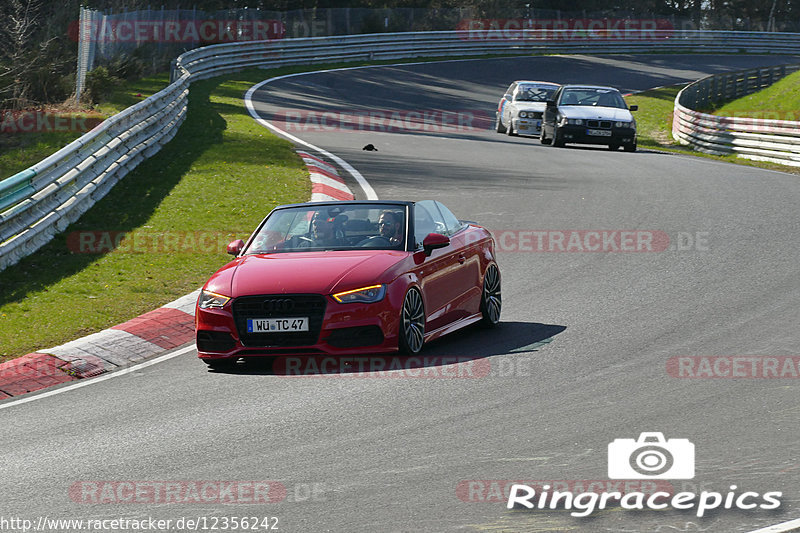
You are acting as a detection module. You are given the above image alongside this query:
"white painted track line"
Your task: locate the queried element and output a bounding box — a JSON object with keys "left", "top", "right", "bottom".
{"left": 746, "top": 518, "right": 800, "bottom": 533}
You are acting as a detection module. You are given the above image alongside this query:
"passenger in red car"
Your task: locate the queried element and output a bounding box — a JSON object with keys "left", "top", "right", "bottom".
{"left": 378, "top": 210, "right": 403, "bottom": 246}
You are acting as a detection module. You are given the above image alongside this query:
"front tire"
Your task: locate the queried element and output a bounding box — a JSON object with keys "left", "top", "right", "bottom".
{"left": 624, "top": 141, "right": 637, "bottom": 152}
{"left": 540, "top": 127, "right": 552, "bottom": 145}
{"left": 399, "top": 288, "right": 425, "bottom": 355}
{"left": 480, "top": 264, "right": 502, "bottom": 327}
{"left": 553, "top": 126, "right": 565, "bottom": 147}
{"left": 506, "top": 119, "right": 517, "bottom": 136}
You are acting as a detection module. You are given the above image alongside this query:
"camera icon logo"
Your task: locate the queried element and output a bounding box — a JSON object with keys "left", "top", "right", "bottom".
{"left": 608, "top": 432, "right": 695, "bottom": 479}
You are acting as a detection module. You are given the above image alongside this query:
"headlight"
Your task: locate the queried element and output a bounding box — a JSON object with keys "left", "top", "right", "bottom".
{"left": 519, "top": 111, "right": 528, "bottom": 118}
{"left": 332, "top": 284, "right": 386, "bottom": 304}
{"left": 561, "top": 117, "right": 582, "bottom": 126}
{"left": 615, "top": 121, "right": 630, "bottom": 128}
{"left": 198, "top": 290, "right": 231, "bottom": 309}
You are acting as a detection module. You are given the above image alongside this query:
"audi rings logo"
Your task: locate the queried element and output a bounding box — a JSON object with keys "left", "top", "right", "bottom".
{"left": 263, "top": 299, "right": 295, "bottom": 313}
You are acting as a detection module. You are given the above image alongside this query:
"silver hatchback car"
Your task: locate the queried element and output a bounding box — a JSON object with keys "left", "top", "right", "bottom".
{"left": 496, "top": 81, "right": 560, "bottom": 137}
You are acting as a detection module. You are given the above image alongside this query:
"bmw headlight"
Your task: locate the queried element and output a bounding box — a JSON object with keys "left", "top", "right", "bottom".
{"left": 615, "top": 121, "right": 630, "bottom": 128}
{"left": 198, "top": 290, "right": 231, "bottom": 309}
{"left": 519, "top": 111, "right": 528, "bottom": 118}
{"left": 570, "top": 119, "right": 584, "bottom": 126}
{"left": 332, "top": 284, "right": 386, "bottom": 304}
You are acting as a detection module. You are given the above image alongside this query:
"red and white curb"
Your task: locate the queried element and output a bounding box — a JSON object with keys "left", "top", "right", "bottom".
{"left": 0, "top": 76, "right": 368, "bottom": 401}
{"left": 297, "top": 151, "right": 355, "bottom": 202}
{"left": 0, "top": 290, "right": 199, "bottom": 399}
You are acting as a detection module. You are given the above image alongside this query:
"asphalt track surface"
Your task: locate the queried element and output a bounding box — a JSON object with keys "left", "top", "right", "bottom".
{"left": 3, "top": 55, "right": 800, "bottom": 532}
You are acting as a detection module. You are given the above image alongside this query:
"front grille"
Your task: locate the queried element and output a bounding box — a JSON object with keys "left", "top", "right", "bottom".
{"left": 587, "top": 120, "right": 612, "bottom": 129}
{"left": 233, "top": 294, "right": 327, "bottom": 347}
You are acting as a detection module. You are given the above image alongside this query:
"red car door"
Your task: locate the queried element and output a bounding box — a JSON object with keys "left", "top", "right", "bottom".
{"left": 434, "top": 201, "right": 482, "bottom": 320}
{"left": 412, "top": 201, "right": 485, "bottom": 333}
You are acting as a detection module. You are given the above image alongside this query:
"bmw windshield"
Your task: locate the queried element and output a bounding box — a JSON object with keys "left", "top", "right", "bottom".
{"left": 560, "top": 88, "right": 628, "bottom": 109}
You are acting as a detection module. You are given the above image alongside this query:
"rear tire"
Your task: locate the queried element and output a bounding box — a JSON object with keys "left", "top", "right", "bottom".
{"left": 495, "top": 115, "right": 506, "bottom": 134}
{"left": 398, "top": 288, "right": 425, "bottom": 355}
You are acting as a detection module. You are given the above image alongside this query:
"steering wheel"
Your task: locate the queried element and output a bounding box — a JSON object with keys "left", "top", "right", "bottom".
{"left": 358, "top": 236, "right": 391, "bottom": 247}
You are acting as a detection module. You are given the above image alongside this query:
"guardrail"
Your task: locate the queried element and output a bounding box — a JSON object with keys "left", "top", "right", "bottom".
{"left": 4, "top": 29, "right": 800, "bottom": 270}
{"left": 672, "top": 64, "right": 800, "bottom": 166}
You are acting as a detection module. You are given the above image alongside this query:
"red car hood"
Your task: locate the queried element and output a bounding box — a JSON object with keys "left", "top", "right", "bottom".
{"left": 205, "top": 251, "right": 409, "bottom": 298}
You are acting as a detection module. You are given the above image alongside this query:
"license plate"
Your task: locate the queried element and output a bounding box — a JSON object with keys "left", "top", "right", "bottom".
{"left": 587, "top": 129, "right": 612, "bottom": 137}
{"left": 248, "top": 317, "right": 309, "bottom": 333}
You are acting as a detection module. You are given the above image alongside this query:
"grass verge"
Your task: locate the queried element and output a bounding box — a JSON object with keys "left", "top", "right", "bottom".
{"left": 711, "top": 69, "right": 800, "bottom": 119}
{"left": 625, "top": 84, "right": 800, "bottom": 176}
{"left": 0, "top": 75, "right": 172, "bottom": 180}
{"left": 0, "top": 69, "right": 310, "bottom": 361}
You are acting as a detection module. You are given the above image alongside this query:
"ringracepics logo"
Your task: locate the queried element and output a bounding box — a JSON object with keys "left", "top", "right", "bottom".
{"left": 608, "top": 432, "right": 694, "bottom": 479}
{"left": 506, "top": 433, "right": 782, "bottom": 517}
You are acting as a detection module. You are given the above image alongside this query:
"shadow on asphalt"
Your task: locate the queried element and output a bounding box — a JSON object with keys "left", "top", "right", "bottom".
{"left": 206, "top": 321, "right": 566, "bottom": 376}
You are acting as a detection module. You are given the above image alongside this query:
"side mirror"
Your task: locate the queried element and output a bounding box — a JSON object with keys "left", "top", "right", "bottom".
{"left": 629, "top": 105, "right": 638, "bottom": 111}
{"left": 422, "top": 233, "right": 450, "bottom": 256}
{"left": 227, "top": 239, "right": 244, "bottom": 255}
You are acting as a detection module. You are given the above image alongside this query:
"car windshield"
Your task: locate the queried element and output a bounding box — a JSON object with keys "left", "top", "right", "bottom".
{"left": 560, "top": 88, "right": 627, "bottom": 109}
{"left": 515, "top": 85, "right": 557, "bottom": 102}
{"left": 244, "top": 204, "right": 407, "bottom": 254}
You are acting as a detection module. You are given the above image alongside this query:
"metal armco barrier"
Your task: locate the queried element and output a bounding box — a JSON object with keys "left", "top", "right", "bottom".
{"left": 672, "top": 64, "right": 800, "bottom": 166}
{"left": 3, "top": 29, "right": 800, "bottom": 270}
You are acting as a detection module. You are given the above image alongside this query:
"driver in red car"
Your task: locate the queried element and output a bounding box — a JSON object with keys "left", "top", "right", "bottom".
{"left": 298, "top": 211, "right": 344, "bottom": 248}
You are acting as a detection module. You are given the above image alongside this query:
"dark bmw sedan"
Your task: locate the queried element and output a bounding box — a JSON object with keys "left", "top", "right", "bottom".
{"left": 541, "top": 85, "right": 638, "bottom": 151}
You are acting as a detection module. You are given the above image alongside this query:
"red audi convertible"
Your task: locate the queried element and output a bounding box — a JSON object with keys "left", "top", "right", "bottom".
{"left": 195, "top": 200, "right": 501, "bottom": 368}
